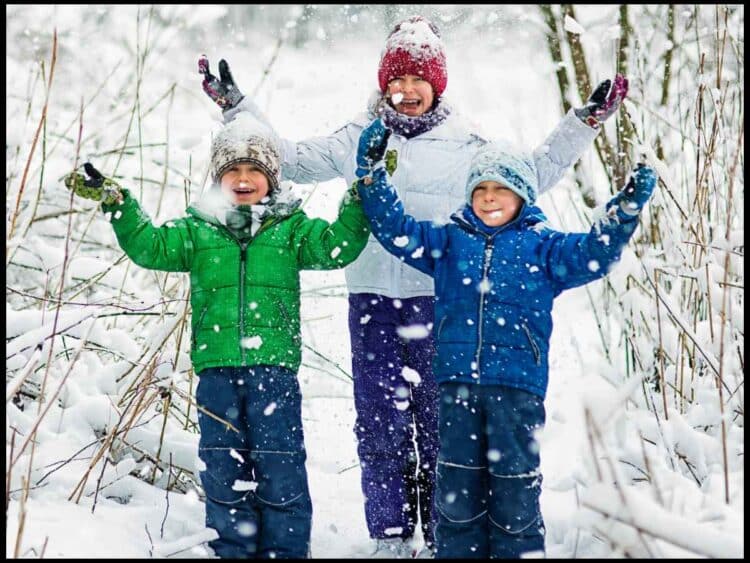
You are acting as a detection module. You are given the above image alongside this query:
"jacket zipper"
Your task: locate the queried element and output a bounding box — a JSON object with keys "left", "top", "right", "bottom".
{"left": 239, "top": 241, "right": 249, "bottom": 364}
{"left": 474, "top": 239, "right": 494, "bottom": 384}
{"left": 521, "top": 322, "right": 542, "bottom": 366}
{"left": 220, "top": 217, "right": 280, "bottom": 365}
{"left": 453, "top": 206, "right": 526, "bottom": 385}
{"left": 436, "top": 316, "right": 447, "bottom": 340}
{"left": 393, "top": 138, "right": 408, "bottom": 296}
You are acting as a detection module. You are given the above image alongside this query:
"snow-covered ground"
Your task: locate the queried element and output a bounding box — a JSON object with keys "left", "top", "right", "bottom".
{"left": 6, "top": 5, "right": 743, "bottom": 559}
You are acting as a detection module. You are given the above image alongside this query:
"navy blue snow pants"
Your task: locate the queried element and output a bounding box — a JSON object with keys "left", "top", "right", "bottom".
{"left": 434, "top": 383, "right": 546, "bottom": 559}
{"left": 348, "top": 293, "right": 440, "bottom": 547}
{"left": 196, "top": 366, "right": 311, "bottom": 559}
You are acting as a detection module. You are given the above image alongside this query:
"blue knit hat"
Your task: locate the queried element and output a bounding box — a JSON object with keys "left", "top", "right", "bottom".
{"left": 465, "top": 143, "right": 538, "bottom": 206}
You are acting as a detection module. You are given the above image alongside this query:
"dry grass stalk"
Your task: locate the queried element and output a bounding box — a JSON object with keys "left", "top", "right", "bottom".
{"left": 7, "top": 29, "right": 57, "bottom": 246}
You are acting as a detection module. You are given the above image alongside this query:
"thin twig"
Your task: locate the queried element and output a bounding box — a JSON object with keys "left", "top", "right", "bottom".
{"left": 8, "top": 29, "right": 58, "bottom": 244}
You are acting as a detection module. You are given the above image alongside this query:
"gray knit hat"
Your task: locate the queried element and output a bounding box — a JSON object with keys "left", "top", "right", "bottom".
{"left": 466, "top": 143, "right": 538, "bottom": 206}
{"left": 210, "top": 115, "right": 281, "bottom": 191}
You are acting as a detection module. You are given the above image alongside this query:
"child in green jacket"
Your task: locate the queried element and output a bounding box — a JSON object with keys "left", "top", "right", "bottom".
{"left": 64, "top": 114, "right": 370, "bottom": 558}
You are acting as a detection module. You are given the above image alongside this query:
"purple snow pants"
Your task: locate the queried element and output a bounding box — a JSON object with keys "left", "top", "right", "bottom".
{"left": 348, "top": 293, "right": 440, "bottom": 547}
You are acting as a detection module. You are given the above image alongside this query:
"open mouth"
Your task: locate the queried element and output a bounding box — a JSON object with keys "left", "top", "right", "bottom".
{"left": 399, "top": 99, "right": 421, "bottom": 109}
{"left": 233, "top": 184, "right": 257, "bottom": 195}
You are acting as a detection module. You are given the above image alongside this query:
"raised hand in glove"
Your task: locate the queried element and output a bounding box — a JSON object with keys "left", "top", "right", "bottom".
{"left": 199, "top": 55, "right": 245, "bottom": 111}
{"left": 356, "top": 118, "right": 391, "bottom": 180}
{"left": 64, "top": 162, "right": 123, "bottom": 205}
{"left": 575, "top": 73, "right": 629, "bottom": 129}
{"left": 617, "top": 163, "right": 657, "bottom": 216}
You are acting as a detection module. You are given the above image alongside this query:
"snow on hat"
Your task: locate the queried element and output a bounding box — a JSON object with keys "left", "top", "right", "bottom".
{"left": 210, "top": 113, "right": 281, "bottom": 191}
{"left": 466, "top": 143, "right": 538, "bottom": 206}
{"left": 378, "top": 15, "right": 447, "bottom": 97}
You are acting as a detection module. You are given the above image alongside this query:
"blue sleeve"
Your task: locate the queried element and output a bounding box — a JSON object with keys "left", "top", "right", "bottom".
{"left": 538, "top": 195, "right": 641, "bottom": 292}
{"left": 358, "top": 168, "right": 448, "bottom": 277}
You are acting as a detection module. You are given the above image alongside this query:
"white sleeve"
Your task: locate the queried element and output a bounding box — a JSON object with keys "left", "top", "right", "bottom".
{"left": 533, "top": 108, "right": 599, "bottom": 195}
{"left": 223, "top": 98, "right": 357, "bottom": 184}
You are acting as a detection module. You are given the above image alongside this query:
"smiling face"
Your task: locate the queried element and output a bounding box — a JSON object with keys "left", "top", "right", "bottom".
{"left": 219, "top": 162, "right": 270, "bottom": 205}
{"left": 387, "top": 74, "right": 435, "bottom": 117}
{"left": 471, "top": 181, "right": 524, "bottom": 227}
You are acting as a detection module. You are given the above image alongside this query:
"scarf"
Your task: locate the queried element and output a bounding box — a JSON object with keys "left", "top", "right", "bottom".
{"left": 224, "top": 204, "right": 271, "bottom": 241}
{"left": 370, "top": 94, "right": 451, "bottom": 139}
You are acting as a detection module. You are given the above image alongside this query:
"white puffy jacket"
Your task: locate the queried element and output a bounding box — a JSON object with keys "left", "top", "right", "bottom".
{"left": 225, "top": 98, "right": 598, "bottom": 299}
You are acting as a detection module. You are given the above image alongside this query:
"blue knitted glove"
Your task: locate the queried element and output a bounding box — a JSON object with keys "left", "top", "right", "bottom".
{"left": 356, "top": 118, "right": 391, "bottom": 179}
{"left": 199, "top": 56, "right": 245, "bottom": 110}
{"left": 617, "top": 163, "right": 657, "bottom": 216}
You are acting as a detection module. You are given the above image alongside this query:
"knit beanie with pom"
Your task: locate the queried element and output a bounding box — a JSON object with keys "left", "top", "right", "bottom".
{"left": 378, "top": 15, "right": 448, "bottom": 97}
{"left": 210, "top": 114, "right": 281, "bottom": 191}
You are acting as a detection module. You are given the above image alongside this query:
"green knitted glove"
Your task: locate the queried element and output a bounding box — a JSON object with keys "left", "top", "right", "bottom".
{"left": 64, "top": 163, "right": 123, "bottom": 205}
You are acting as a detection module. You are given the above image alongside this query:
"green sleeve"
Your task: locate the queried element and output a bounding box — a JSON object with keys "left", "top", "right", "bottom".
{"left": 293, "top": 186, "right": 370, "bottom": 270}
{"left": 102, "top": 189, "right": 194, "bottom": 272}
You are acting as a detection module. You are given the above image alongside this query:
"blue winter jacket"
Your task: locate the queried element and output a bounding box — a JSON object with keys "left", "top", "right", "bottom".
{"left": 359, "top": 168, "right": 641, "bottom": 399}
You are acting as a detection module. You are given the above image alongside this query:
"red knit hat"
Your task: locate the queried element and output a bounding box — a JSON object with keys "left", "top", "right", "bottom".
{"left": 378, "top": 16, "right": 447, "bottom": 97}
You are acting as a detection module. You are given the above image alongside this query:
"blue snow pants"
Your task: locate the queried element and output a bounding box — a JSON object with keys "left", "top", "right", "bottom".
{"left": 348, "top": 293, "right": 440, "bottom": 547}
{"left": 196, "top": 366, "right": 312, "bottom": 559}
{"left": 434, "top": 383, "right": 546, "bottom": 559}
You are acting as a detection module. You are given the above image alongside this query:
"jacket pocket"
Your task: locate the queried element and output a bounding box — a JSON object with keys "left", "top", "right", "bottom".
{"left": 521, "top": 323, "right": 541, "bottom": 366}
{"left": 191, "top": 304, "right": 209, "bottom": 351}
{"left": 436, "top": 316, "right": 448, "bottom": 340}
{"left": 274, "top": 298, "right": 301, "bottom": 345}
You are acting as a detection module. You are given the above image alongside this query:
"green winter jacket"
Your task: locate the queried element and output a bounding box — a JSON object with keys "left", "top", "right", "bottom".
{"left": 103, "top": 188, "right": 369, "bottom": 374}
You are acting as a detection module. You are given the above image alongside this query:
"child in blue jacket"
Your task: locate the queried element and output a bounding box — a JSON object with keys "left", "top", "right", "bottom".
{"left": 354, "top": 118, "right": 657, "bottom": 558}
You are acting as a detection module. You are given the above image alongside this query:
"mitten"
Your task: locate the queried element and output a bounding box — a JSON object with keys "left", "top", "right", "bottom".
{"left": 199, "top": 55, "right": 245, "bottom": 110}
{"left": 574, "top": 74, "right": 629, "bottom": 129}
{"left": 616, "top": 163, "right": 657, "bottom": 216}
{"left": 64, "top": 162, "right": 123, "bottom": 205}
{"left": 356, "top": 118, "right": 391, "bottom": 180}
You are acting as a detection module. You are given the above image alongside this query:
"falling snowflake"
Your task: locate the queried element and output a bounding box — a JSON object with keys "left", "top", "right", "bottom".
{"left": 232, "top": 479, "right": 258, "bottom": 492}
{"left": 402, "top": 366, "right": 421, "bottom": 385}
{"left": 396, "top": 324, "right": 429, "bottom": 340}
{"left": 241, "top": 336, "right": 263, "bottom": 349}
